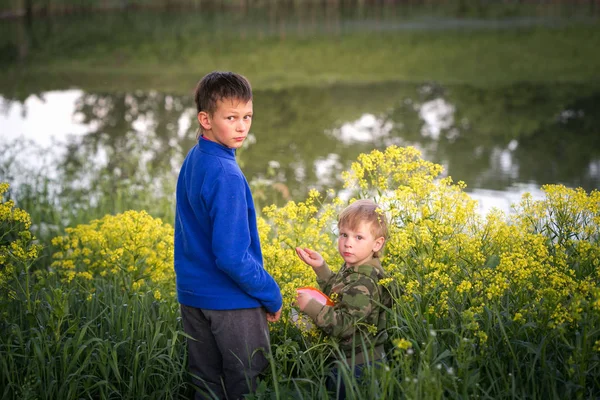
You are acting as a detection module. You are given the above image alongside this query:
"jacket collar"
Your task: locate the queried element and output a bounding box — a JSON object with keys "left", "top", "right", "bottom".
{"left": 198, "top": 136, "right": 236, "bottom": 160}
{"left": 342, "top": 257, "right": 385, "bottom": 278}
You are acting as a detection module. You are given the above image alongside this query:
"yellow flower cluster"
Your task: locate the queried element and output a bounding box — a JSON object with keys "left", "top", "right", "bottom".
{"left": 4, "top": 144, "right": 588, "bottom": 360}
{"left": 342, "top": 146, "right": 444, "bottom": 194}
{"left": 393, "top": 338, "right": 414, "bottom": 358}
{"left": 260, "top": 189, "right": 342, "bottom": 326}
{"left": 259, "top": 146, "right": 600, "bottom": 351}
{"left": 0, "top": 183, "right": 42, "bottom": 299}
{"left": 394, "top": 338, "right": 413, "bottom": 350}
{"left": 50, "top": 210, "right": 174, "bottom": 298}
{"left": 506, "top": 185, "right": 600, "bottom": 330}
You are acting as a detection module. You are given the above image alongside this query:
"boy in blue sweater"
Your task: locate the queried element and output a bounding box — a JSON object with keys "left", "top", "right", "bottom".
{"left": 175, "top": 71, "right": 283, "bottom": 400}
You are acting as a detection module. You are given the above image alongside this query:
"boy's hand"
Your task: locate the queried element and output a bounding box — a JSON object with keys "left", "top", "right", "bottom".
{"left": 266, "top": 307, "right": 282, "bottom": 322}
{"left": 295, "top": 247, "right": 324, "bottom": 269}
{"left": 296, "top": 291, "right": 311, "bottom": 312}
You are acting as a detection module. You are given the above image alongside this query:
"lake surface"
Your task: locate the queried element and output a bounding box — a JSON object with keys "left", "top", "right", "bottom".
{"left": 1, "top": 3, "right": 599, "bottom": 220}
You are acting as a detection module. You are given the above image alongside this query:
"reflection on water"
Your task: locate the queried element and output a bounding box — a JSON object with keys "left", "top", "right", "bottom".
{"left": 1, "top": 3, "right": 599, "bottom": 217}
{"left": 2, "top": 80, "right": 599, "bottom": 216}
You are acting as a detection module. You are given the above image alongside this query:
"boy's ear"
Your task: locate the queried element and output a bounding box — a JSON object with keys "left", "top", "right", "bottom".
{"left": 373, "top": 237, "right": 385, "bottom": 253}
{"left": 198, "top": 111, "right": 211, "bottom": 131}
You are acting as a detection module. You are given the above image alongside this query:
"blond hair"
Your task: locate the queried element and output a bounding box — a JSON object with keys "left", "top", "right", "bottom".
{"left": 338, "top": 199, "right": 388, "bottom": 258}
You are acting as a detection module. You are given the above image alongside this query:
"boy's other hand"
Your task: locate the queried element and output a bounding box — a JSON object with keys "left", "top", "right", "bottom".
{"left": 266, "top": 307, "right": 282, "bottom": 322}
{"left": 295, "top": 247, "right": 324, "bottom": 269}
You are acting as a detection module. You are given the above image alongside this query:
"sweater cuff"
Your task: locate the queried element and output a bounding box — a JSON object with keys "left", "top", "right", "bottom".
{"left": 303, "top": 298, "right": 326, "bottom": 320}
{"left": 314, "top": 261, "right": 333, "bottom": 282}
{"left": 265, "top": 297, "right": 283, "bottom": 314}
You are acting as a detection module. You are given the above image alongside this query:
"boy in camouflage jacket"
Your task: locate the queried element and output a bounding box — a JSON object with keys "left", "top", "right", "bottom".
{"left": 295, "top": 199, "right": 390, "bottom": 365}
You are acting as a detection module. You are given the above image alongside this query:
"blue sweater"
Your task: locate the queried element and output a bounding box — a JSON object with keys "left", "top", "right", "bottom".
{"left": 174, "top": 139, "right": 282, "bottom": 313}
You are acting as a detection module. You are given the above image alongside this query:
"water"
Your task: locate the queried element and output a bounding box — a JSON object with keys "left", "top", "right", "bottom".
{"left": 1, "top": 3, "right": 599, "bottom": 218}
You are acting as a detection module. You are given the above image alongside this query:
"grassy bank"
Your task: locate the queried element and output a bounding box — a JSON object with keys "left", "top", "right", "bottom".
{"left": 2, "top": 21, "right": 599, "bottom": 96}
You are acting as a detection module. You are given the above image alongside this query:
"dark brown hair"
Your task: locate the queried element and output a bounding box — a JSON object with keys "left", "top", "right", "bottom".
{"left": 194, "top": 71, "right": 252, "bottom": 136}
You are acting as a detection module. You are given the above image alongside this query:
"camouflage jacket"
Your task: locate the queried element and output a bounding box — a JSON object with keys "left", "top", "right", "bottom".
{"left": 303, "top": 258, "right": 390, "bottom": 356}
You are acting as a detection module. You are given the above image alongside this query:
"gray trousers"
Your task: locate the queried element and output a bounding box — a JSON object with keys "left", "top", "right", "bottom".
{"left": 180, "top": 305, "right": 270, "bottom": 400}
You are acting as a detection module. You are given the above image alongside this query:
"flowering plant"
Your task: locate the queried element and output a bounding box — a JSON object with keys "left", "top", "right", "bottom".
{"left": 0, "top": 183, "right": 42, "bottom": 304}
{"left": 260, "top": 146, "right": 600, "bottom": 361}
{"left": 50, "top": 210, "right": 174, "bottom": 299}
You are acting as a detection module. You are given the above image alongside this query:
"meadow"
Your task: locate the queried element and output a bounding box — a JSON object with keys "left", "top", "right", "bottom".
{"left": 1, "top": 145, "right": 599, "bottom": 399}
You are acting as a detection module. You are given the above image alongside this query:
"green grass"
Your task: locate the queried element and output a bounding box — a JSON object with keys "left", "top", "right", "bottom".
{"left": 1, "top": 282, "right": 188, "bottom": 399}
{"left": 3, "top": 179, "right": 600, "bottom": 399}
{"left": 2, "top": 23, "right": 599, "bottom": 96}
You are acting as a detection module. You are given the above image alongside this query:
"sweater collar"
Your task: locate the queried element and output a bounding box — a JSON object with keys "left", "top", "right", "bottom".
{"left": 198, "top": 136, "right": 236, "bottom": 160}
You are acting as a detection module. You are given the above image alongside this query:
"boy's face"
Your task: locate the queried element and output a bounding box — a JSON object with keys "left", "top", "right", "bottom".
{"left": 337, "top": 221, "right": 384, "bottom": 267}
{"left": 198, "top": 98, "right": 253, "bottom": 149}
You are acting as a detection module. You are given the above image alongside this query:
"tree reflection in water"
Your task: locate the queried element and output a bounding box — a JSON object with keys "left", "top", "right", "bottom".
{"left": 1, "top": 81, "right": 599, "bottom": 218}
